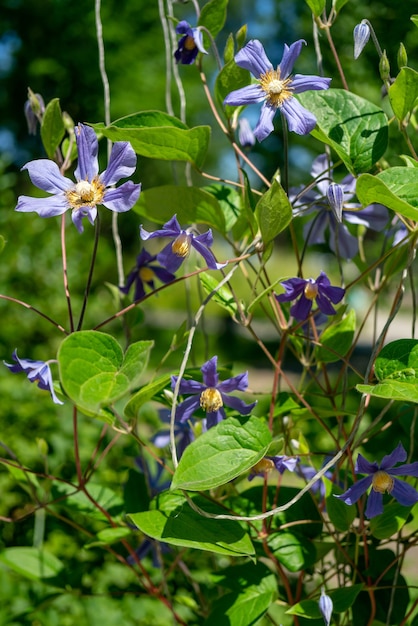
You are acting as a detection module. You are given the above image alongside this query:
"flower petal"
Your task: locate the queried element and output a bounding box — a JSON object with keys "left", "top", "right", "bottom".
{"left": 344, "top": 204, "right": 389, "bottom": 231}
{"left": 157, "top": 242, "right": 185, "bottom": 273}
{"left": 71, "top": 207, "right": 97, "bottom": 233}
{"left": 390, "top": 462, "right": 418, "bottom": 478}
{"left": 218, "top": 371, "right": 249, "bottom": 393}
{"left": 391, "top": 478, "right": 418, "bottom": 506}
{"left": 191, "top": 237, "right": 226, "bottom": 270}
{"left": 222, "top": 393, "right": 256, "bottom": 415}
{"left": 21, "top": 160, "right": 73, "bottom": 194}
{"left": 101, "top": 142, "right": 138, "bottom": 186}
{"left": 291, "top": 74, "right": 331, "bottom": 93}
{"left": 253, "top": 103, "right": 276, "bottom": 141}
{"left": 335, "top": 475, "right": 373, "bottom": 505}
{"left": 315, "top": 292, "right": 337, "bottom": 316}
{"left": 16, "top": 193, "right": 69, "bottom": 217}
{"left": 201, "top": 356, "right": 219, "bottom": 387}
{"left": 356, "top": 453, "right": 379, "bottom": 475}
{"left": 280, "top": 97, "right": 317, "bottom": 135}
{"left": 175, "top": 395, "right": 201, "bottom": 423}
{"left": 365, "top": 489, "right": 383, "bottom": 518}
{"left": 74, "top": 124, "right": 99, "bottom": 181}
{"left": 224, "top": 84, "right": 265, "bottom": 106}
{"left": 279, "top": 40, "right": 305, "bottom": 78}
{"left": 234, "top": 40, "right": 272, "bottom": 78}
{"left": 276, "top": 277, "right": 307, "bottom": 301}
{"left": 102, "top": 181, "right": 141, "bottom": 213}
{"left": 291, "top": 294, "right": 312, "bottom": 320}
{"left": 380, "top": 442, "right": 407, "bottom": 470}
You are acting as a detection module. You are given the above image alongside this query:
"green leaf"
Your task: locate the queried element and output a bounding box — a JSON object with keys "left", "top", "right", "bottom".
{"left": 203, "top": 571, "right": 277, "bottom": 626}
{"left": 255, "top": 178, "right": 292, "bottom": 250}
{"left": 87, "top": 527, "right": 132, "bottom": 548}
{"left": 389, "top": 67, "right": 418, "bottom": 121}
{"left": 58, "top": 331, "right": 153, "bottom": 421}
{"left": 0, "top": 547, "right": 64, "bottom": 581}
{"left": 333, "top": 0, "right": 350, "bottom": 12}
{"left": 269, "top": 531, "right": 316, "bottom": 572}
{"left": 124, "top": 373, "right": 172, "bottom": 419}
{"left": 356, "top": 339, "right": 418, "bottom": 403}
{"left": 199, "top": 272, "right": 238, "bottom": 316}
{"left": 356, "top": 169, "right": 418, "bottom": 221}
{"left": 412, "top": 15, "right": 418, "bottom": 28}
{"left": 40, "top": 98, "right": 65, "bottom": 159}
{"left": 287, "top": 584, "right": 364, "bottom": 617}
{"left": 198, "top": 0, "right": 228, "bottom": 39}
{"left": 215, "top": 57, "right": 251, "bottom": 115}
{"left": 51, "top": 482, "right": 124, "bottom": 520}
{"left": 129, "top": 490, "right": 254, "bottom": 556}
{"left": 203, "top": 184, "right": 243, "bottom": 232}
{"left": 134, "top": 185, "right": 226, "bottom": 234}
{"left": 325, "top": 481, "right": 356, "bottom": 531}
{"left": 304, "top": 0, "right": 326, "bottom": 16}
{"left": 369, "top": 501, "right": 412, "bottom": 539}
{"left": 297, "top": 89, "right": 388, "bottom": 175}
{"left": 171, "top": 415, "right": 272, "bottom": 491}
{"left": 315, "top": 309, "right": 356, "bottom": 363}
{"left": 92, "top": 112, "right": 210, "bottom": 169}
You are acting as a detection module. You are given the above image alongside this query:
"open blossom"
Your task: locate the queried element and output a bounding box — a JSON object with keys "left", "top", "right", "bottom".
{"left": 172, "top": 356, "right": 256, "bottom": 429}
{"left": 276, "top": 271, "right": 345, "bottom": 320}
{"left": 140, "top": 215, "right": 226, "bottom": 273}
{"left": 120, "top": 249, "right": 175, "bottom": 301}
{"left": 16, "top": 123, "right": 141, "bottom": 233}
{"left": 174, "top": 20, "right": 207, "bottom": 64}
{"left": 291, "top": 153, "right": 388, "bottom": 259}
{"left": 336, "top": 442, "right": 418, "bottom": 519}
{"left": 4, "top": 350, "right": 63, "bottom": 405}
{"left": 224, "top": 39, "right": 331, "bottom": 140}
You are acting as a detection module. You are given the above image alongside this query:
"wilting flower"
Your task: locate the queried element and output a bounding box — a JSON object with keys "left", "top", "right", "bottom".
{"left": 172, "top": 355, "right": 256, "bottom": 429}
{"left": 4, "top": 350, "right": 63, "bottom": 405}
{"left": 291, "top": 154, "right": 388, "bottom": 259}
{"left": 120, "top": 249, "right": 175, "bottom": 301}
{"left": 238, "top": 117, "right": 256, "bottom": 149}
{"left": 353, "top": 21, "right": 371, "bottom": 59}
{"left": 248, "top": 455, "right": 299, "bottom": 481}
{"left": 276, "top": 271, "right": 345, "bottom": 321}
{"left": 174, "top": 20, "right": 207, "bottom": 64}
{"left": 16, "top": 123, "right": 141, "bottom": 233}
{"left": 223, "top": 39, "right": 331, "bottom": 140}
{"left": 319, "top": 588, "right": 333, "bottom": 626}
{"left": 140, "top": 215, "right": 226, "bottom": 273}
{"left": 335, "top": 442, "right": 418, "bottom": 519}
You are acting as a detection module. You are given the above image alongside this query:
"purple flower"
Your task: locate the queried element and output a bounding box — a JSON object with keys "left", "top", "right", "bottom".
{"left": 248, "top": 455, "right": 299, "bottom": 481}
{"left": 174, "top": 20, "right": 207, "bottom": 65}
{"left": 276, "top": 271, "right": 345, "bottom": 321}
{"left": 353, "top": 21, "right": 371, "bottom": 59}
{"left": 120, "top": 249, "right": 175, "bottom": 301}
{"left": 291, "top": 154, "right": 388, "bottom": 259}
{"left": 319, "top": 588, "right": 333, "bottom": 626}
{"left": 172, "top": 356, "right": 256, "bottom": 429}
{"left": 24, "top": 89, "right": 45, "bottom": 135}
{"left": 140, "top": 215, "right": 226, "bottom": 273}
{"left": 16, "top": 123, "right": 141, "bottom": 233}
{"left": 335, "top": 442, "right": 418, "bottom": 519}
{"left": 152, "top": 409, "right": 195, "bottom": 459}
{"left": 238, "top": 117, "right": 256, "bottom": 149}
{"left": 223, "top": 39, "right": 331, "bottom": 140}
{"left": 4, "top": 350, "right": 63, "bottom": 405}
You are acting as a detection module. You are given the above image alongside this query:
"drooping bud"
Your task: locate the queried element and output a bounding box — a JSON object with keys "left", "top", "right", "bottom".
{"left": 319, "top": 588, "right": 333, "bottom": 626}
{"left": 397, "top": 42, "right": 408, "bottom": 69}
{"left": 326, "top": 182, "right": 344, "bottom": 223}
{"left": 24, "top": 88, "right": 45, "bottom": 135}
{"left": 379, "top": 50, "right": 391, "bottom": 82}
{"left": 353, "top": 21, "right": 370, "bottom": 59}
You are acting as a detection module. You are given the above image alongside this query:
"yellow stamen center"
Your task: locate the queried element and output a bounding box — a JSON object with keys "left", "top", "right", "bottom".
{"left": 138, "top": 267, "right": 155, "bottom": 283}
{"left": 259, "top": 68, "right": 294, "bottom": 107}
{"left": 200, "top": 388, "right": 223, "bottom": 413}
{"left": 304, "top": 281, "right": 319, "bottom": 300}
{"left": 172, "top": 233, "right": 191, "bottom": 258}
{"left": 184, "top": 35, "right": 196, "bottom": 51}
{"left": 372, "top": 470, "right": 394, "bottom": 494}
{"left": 251, "top": 458, "right": 275, "bottom": 475}
{"left": 66, "top": 177, "right": 106, "bottom": 208}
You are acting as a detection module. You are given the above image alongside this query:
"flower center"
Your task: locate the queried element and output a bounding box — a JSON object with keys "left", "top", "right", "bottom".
{"left": 184, "top": 35, "right": 196, "bottom": 51}
{"left": 66, "top": 177, "right": 105, "bottom": 208}
{"left": 259, "top": 68, "right": 294, "bottom": 107}
{"left": 138, "top": 267, "right": 155, "bottom": 283}
{"left": 172, "top": 233, "right": 191, "bottom": 258}
{"left": 200, "top": 388, "right": 223, "bottom": 413}
{"left": 251, "top": 458, "right": 275, "bottom": 475}
{"left": 304, "top": 280, "right": 319, "bottom": 300}
{"left": 372, "top": 470, "right": 394, "bottom": 494}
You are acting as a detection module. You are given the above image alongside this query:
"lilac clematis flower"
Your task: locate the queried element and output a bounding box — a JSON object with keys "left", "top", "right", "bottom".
{"left": 223, "top": 39, "right": 331, "bottom": 140}
{"left": 335, "top": 442, "right": 418, "bottom": 519}
{"left": 172, "top": 355, "right": 256, "bottom": 429}
{"left": 353, "top": 21, "right": 371, "bottom": 59}
{"left": 152, "top": 409, "right": 195, "bottom": 459}
{"left": 120, "top": 249, "right": 175, "bottom": 301}
{"left": 4, "top": 350, "right": 63, "bottom": 405}
{"left": 174, "top": 20, "right": 207, "bottom": 64}
{"left": 276, "top": 271, "right": 345, "bottom": 321}
{"left": 16, "top": 123, "right": 141, "bottom": 233}
{"left": 248, "top": 455, "right": 299, "bottom": 481}
{"left": 238, "top": 117, "right": 256, "bottom": 149}
{"left": 319, "top": 588, "right": 333, "bottom": 626}
{"left": 291, "top": 154, "right": 389, "bottom": 259}
{"left": 140, "top": 215, "right": 226, "bottom": 273}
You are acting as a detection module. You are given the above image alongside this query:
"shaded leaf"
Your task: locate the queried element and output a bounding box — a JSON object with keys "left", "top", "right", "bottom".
{"left": 357, "top": 168, "right": 418, "bottom": 221}
{"left": 41, "top": 98, "right": 65, "bottom": 159}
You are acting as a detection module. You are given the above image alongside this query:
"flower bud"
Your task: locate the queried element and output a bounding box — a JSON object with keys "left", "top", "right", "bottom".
{"left": 24, "top": 88, "right": 45, "bottom": 135}
{"left": 397, "top": 42, "right": 408, "bottom": 68}
{"left": 353, "top": 21, "right": 370, "bottom": 59}
{"left": 379, "top": 50, "right": 391, "bottom": 82}
{"left": 319, "top": 588, "right": 333, "bottom": 626}
{"left": 326, "top": 182, "right": 344, "bottom": 223}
